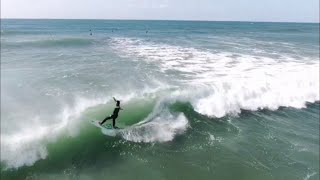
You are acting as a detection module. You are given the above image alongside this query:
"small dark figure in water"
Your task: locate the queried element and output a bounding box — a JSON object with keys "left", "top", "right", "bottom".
{"left": 146, "top": 30, "right": 148, "bottom": 34}
{"left": 99, "top": 97, "right": 123, "bottom": 128}
{"left": 90, "top": 29, "right": 92, "bottom": 35}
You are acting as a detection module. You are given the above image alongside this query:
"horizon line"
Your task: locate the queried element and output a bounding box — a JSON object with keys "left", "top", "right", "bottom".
{"left": 1, "top": 17, "right": 319, "bottom": 24}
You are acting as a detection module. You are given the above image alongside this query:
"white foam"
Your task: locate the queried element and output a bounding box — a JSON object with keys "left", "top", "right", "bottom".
{"left": 111, "top": 37, "right": 319, "bottom": 117}
{"left": 1, "top": 117, "right": 49, "bottom": 168}
{"left": 304, "top": 172, "right": 317, "bottom": 180}
{"left": 190, "top": 62, "right": 319, "bottom": 117}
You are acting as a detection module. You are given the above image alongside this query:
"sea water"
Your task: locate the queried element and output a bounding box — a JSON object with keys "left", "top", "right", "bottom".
{"left": 1, "top": 19, "right": 319, "bottom": 180}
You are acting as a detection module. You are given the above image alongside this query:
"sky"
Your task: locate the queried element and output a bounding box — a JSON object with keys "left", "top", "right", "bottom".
{"left": 1, "top": 0, "right": 319, "bottom": 22}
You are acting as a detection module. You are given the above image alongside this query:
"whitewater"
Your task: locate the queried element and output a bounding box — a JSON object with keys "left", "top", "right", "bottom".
{"left": 1, "top": 20, "right": 319, "bottom": 180}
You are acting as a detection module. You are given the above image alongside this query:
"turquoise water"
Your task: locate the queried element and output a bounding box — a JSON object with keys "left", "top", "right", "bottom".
{"left": 1, "top": 19, "right": 319, "bottom": 180}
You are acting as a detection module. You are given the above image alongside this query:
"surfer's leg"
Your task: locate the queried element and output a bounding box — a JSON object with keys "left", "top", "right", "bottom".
{"left": 112, "top": 117, "right": 116, "bottom": 128}
{"left": 100, "top": 115, "right": 112, "bottom": 125}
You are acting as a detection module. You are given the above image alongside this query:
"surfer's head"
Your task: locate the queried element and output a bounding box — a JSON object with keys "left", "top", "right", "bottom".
{"left": 116, "top": 101, "right": 120, "bottom": 106}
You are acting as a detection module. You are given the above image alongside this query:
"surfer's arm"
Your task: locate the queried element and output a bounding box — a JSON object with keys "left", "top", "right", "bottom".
{"left": 113, "top": 97, "right": 117, "bottom": 102}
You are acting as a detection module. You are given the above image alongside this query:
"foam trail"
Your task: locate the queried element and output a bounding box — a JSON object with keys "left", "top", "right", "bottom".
{"left": 121, "top": 113, "right": 188, "bottom": 143}
{"left": 118, "top": 95, "right": 189, "bottom": 142}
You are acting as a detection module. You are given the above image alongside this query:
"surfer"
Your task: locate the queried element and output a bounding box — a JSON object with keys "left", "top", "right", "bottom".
{"left": 99, "top": 97, "right": 123, "bottom": 128}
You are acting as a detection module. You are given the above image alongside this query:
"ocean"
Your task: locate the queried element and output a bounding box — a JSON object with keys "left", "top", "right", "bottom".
{"left": 1, "top": 19, "right": 319, "bottom": 180}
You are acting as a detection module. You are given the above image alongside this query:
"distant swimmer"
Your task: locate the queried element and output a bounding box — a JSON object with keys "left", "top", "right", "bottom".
{"left": 146, "top": 30, "right": 148, "bottom": 34}
{"left": 99, "top": 97, "right": 123, "bottom": 128}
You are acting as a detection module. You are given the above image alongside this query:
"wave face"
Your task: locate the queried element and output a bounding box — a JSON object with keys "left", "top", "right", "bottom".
{"left": 1, "top": 20, "right": 319, "bottom": 180}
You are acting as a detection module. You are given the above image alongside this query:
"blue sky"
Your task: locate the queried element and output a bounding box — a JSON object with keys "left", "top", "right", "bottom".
{"left": 1, "top": 0, "right": 319, "bottom": 22}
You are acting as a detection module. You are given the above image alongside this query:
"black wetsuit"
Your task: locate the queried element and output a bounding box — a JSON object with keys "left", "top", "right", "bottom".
{"left": 100, "top": 107, "right": 121, "bottom": 127}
